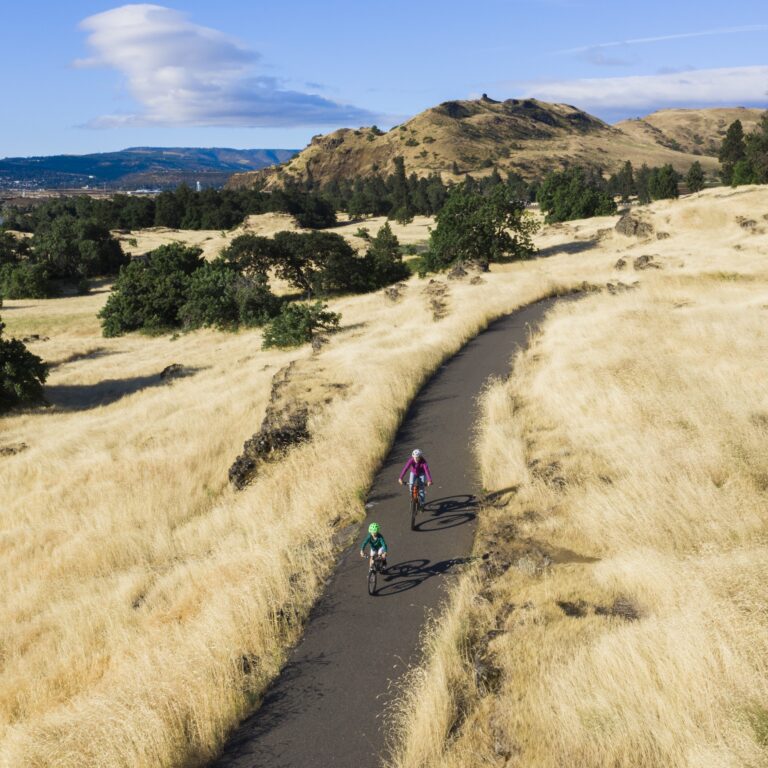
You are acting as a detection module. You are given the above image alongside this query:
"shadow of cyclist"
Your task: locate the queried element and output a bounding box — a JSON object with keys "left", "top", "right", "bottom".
{"left": 413, "top": 493, "right": 478, "bottom": 533}
{"left": 373, "top": 556, "right": 471, "bottom": 597}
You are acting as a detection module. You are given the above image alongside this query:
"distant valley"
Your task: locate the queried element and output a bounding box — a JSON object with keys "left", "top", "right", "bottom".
{"left": 0, "top": 146, "right": 298, "bottom": 191}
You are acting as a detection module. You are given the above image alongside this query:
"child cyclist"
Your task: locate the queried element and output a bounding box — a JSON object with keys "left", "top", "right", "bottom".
{"left": 360, "top": 522, "right": 388, "bottom": 569}
{"left": 398, "top": 448, "right": 433, "bottom": 505}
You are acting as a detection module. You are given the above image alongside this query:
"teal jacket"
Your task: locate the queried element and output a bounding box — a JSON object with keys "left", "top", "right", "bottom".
{"left": 360, "top": 532, "right": 388, "bottom": 554}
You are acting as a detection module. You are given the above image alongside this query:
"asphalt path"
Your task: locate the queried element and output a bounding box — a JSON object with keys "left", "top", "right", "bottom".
{"left": 211, "top": 297, "right": 560, "bottom": 768}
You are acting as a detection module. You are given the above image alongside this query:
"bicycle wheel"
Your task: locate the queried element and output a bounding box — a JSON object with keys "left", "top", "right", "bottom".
{"left": 367, "top": 565, "right": 377, "bottom": 595}
{"left": 410, "top": 493, "right": 418, "bottom": 530}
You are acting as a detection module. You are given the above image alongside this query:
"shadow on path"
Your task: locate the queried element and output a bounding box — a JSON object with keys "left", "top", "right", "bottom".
{"left": 375, "top": 556, "right": 471, "bottom": 596}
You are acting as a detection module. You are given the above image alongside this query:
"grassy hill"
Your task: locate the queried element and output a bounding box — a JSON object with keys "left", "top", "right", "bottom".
{"left": 228, "top": 97, "right": 723, "bottom": 190}
{"left": 616, "top": 107, "right": 764, "bottom": 157}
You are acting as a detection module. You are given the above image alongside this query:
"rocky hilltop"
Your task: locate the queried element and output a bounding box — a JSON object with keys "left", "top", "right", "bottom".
{"left": 228, "top": 96, "right": 723, "bottom": 190}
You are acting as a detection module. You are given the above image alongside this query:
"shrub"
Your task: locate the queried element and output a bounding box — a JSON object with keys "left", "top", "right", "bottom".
{"left": 0, "top": 319, "right": 48, "bottom": 412}
{"left": 537, "top": 167, "right": 617, "bottom": 223}
{"left": 179, "top": 259, "right": 280, "bottom": 330}
{"left": 99, "top": 244, "right": 203, "bottom": 337}
{"left": 0, "top": 262, "right": 55, "bottom": 299}
{"left": 262, "top": 301, "right": 340, "bottom": 348}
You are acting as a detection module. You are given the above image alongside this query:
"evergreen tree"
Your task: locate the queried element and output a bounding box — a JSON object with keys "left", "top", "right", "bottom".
{"left": 648, "top": 164, "right": 679, "bottom": 200}
{"left": 744, "top": 112, "right": 768, "bottom": 184}
{"left": 719, "top": 119, "right": 746, "bottom": 185}
{"left": 635, "top": 164, "right": 652, "bottom": 204}
{"left": 610, "top": 161, "right": 636, "bottom": 201}
{"left": 363, "top": 223, "right": 409, "bottom": 288}
{"left": 685, "top": 161, "right": 705, "bottom": 193}
{"left": 389, "top": 157, "right": 413, "bottom": 223}
{"left": 537, "top": 167, "right": 617, "bottom": 223}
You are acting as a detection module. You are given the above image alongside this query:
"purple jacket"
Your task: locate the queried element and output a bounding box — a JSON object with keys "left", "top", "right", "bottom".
{"left": 399, "top": 456, "right": 432, "bottom": 483}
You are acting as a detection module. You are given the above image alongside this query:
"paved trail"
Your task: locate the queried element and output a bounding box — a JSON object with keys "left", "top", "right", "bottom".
{"left": 211, "top": 298, "right": 559, "bottom": 768}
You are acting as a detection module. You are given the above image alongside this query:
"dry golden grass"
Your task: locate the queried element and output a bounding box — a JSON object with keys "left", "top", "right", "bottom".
{"left": 391, "top": 188, "right": 768, "bottom": 768}
{"left": 0, "top": 205, "right": 612, "bottom": 767}
{"left": 4, "top": 186, "right": 768, "bottom": 767}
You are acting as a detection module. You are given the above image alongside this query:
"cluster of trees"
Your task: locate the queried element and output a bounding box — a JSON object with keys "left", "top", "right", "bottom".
{"left": 319, "top": 158, "right": 534, "bottom": 222}
{"left": 607, "top": 161, "right": 685, "bottom": 204}
{"left": 0, "top": 317, "right": 47, "bottom": 413}
{"left": 719, "top": 114, "right": 768, "bottom": 186}
{"left": 2, "top": 184, "right": 338, "bottom": 233}
{"left": 0, "top": 221, "right": 126, "bottom": 299}
{"left": 538, "top": 167, "right": 617, "bottom": 223}
{"left": 99, "top": 225, "right": 408, "bottom": 340}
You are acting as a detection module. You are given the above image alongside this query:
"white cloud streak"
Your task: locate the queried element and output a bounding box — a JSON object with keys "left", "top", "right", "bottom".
{"left": 76, "top": 4, "right": 375, "bottom": 128}
{"left": 556, "top": 25, "right": 768, "bottom": 55}
{"left": 516, "top": 64, "right": 768, "bottom": 111}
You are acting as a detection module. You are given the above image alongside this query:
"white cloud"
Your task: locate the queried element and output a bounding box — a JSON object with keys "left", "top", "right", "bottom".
{"left": 556, "top": 25, "right": 768, "bottom": 55}
{"left": 76, "top": 4, "right": 375, "bottom": 128}
{"left": 517, "top": 65, "right": 768, "bottom": 111}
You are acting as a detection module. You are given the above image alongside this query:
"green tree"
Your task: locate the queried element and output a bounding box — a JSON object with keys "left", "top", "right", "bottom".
{"left": 744, "top": 112, "right": 768, "bottom": 184}
{"left": 362, "top": 223, "right": 410, "bottom": 288}
{"left": 99, "top": 244, "right": 203, "bottom": 337}
{"left": 685, "top": 161, "right": 706, "bottom": 193}
{"left": 389, "top": 156, "right": 413, "bottom": 223}
{"left": 427, "top": 183, "right": 539, "bottom": 270}
{"left": 635, "top": 164, "right": 652, "bottom": 204}
{"left": 32, "top": 216, "right": 126, "bottom": 278}
{"left": 179, "top": 258, "right": 280, "bottom": 330}
{"left": 0, "top": 318, "right": 48, "bottom": 412}
{"left": 221, "top": 234, "right": 276, "bottom": 278}
{"left": 271, "top": 231, "right": 365, "bottom": 296}
{"left": 719, "top": 119, "right": 746, "bottom": 185}
{"left": 730, "top": 158, "right": 756, "bottom": 186}
{"left": 0, "top": 263, "right": 55, "bottom": 299}
{"left": 648, "top": 164, "right": 679, "bottom": 200}
{"left": 609, "top": 161, "right": 636, "bottom": 201}
{"left": 537, "top": 167, "right": 617, "bottom": 223}
{"left": 262, "top": 301, "right": 341, "bottom": 348}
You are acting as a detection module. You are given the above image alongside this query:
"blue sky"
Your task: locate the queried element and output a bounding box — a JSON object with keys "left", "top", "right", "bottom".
{"left": 1, "top": 0, "right": 767, "bottom": 156}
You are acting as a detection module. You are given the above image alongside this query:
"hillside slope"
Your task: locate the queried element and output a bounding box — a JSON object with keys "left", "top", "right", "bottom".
{"left": 616, "top": 107, "right": 764, "bottom": 157}
{"left": 228, "top": 97, "right": 719, "bottom": 190}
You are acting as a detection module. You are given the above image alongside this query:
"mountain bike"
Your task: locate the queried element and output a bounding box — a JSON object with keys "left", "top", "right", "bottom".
{"left": 367, "top": 552, "right": 386, "bottom": 596}
{"left": 409, "top": 477, "right": 426, "bottom": 530}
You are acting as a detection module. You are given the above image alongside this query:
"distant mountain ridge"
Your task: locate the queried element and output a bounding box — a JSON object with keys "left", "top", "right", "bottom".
{"left": 0, "top": 147, "right": 298, "bottom": 190}
{"left": 228, "top": 97, "right": 743, "bottom": 191}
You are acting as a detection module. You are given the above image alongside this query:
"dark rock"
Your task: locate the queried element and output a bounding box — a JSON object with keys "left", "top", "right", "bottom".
{"left": 21, "top": 334, "right": 49, "bottom": 343}
{"left": 633, "top": 254, "right": 662, "bottom": 270}
{"left": 557, "top": 600, "right": 589, "bottom": 618}
{"left": 615, "top": 212, "right": 653, "bottom": 238}
{"left": 447, "top": 263, "right": 468, "bottom": 280}
{"left": 0, "top": 442, "right": 28, "bottom": 456}
{"left": 614, "top": 258, "right": 627, "bottom": 270}
{"left": 595, "top": 596, "right": 641, "bottom": 621}
{"left": 160, "top": 363, "right": 186, "bottom": 380}
{"left": 656, "top": 231, "right": 671, "bottom": 240}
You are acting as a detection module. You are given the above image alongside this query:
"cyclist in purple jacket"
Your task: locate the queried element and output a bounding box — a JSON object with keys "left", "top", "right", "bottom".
{"left": 398, "top": 448, "right": 433, "bottom": 505}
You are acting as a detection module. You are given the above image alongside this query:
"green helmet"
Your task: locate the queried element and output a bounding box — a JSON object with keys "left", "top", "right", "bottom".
{"left": 368, "top": 522, "right": 380, "bottom": 534}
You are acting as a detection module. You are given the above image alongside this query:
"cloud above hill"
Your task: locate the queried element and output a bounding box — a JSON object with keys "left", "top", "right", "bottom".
{"left": 518, "top": 65, "right": 768, "bottom": 114}
{"left": 76, "top": 4, "right": 375, "bottom": 128}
